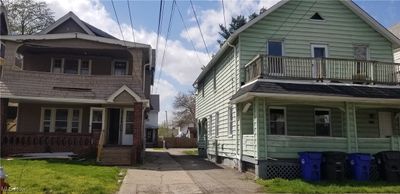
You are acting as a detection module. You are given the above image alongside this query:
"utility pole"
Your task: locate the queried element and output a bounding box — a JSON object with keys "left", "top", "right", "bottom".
{"left": 165, "top": 111, "right": 168, "bottom": 129}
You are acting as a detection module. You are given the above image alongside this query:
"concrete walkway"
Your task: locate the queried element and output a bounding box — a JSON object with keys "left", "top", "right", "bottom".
{"left": 118, "top": 149, "right": 263, "bottom": 194}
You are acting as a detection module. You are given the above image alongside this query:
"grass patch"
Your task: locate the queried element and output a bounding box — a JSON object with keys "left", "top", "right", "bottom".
{"left": 1, "top": 159, "right": 122, "bottom": 194}
{"left": 257, "top": 178, "right": 400, "bottom": 193}
{"left": 151, "top": 147, "right": 165, "bottom": 150}
{"left": 182, "top": 149, "right": 198, "bottom": 156}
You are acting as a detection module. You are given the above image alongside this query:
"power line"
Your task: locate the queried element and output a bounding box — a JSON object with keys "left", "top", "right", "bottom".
{"left": 111, "top": 0, "right": 126, "bottom": 46}
{"left": 127, "top": 0, "right": 136, "bottom": 43}
{"left": 189, "top": 0, "right": 210, "bottom": 58}
{"left": 156, "top": 0, "right": 165, "bottom": 58}
{"left": 156, "top": 0, "right": 176, "bottom": 93}
{"left": 175, "top": 1, "right": 203, "bottom": 67}
{"left": 221, "top": 0, "right": 227, "bottom": 28}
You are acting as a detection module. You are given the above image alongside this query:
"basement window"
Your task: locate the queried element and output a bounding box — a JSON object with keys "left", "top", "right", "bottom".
{"left": 310, "top": 12, "right": 324, "bottom": 21}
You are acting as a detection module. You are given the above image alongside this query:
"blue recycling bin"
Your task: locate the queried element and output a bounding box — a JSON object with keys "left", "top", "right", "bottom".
{"left": 298, "top": 152, "right": 322, "bottom": 181}
{"left": 349, "top": 153, "right": 372, "bottom": 181}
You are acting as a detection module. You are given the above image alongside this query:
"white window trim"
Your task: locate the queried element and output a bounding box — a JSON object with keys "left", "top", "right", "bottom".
{"left": 228, "top": 106, "right": 233, "bottom": 137}
{"left": 89, "top": 107, "right": 105, "bottom": 133}
{"left": 215, "top": 112, "right": 219, "bottom": 137}
{"left": 268, "top": 106, "right": 287, "bottom": 135}
{"left": 123, "top": 108, "right": 134, "bottom": 135}
{"left": 40, "top": 108, "right": 83, "bottom": 133}
{"left": 314, "top": 108, "right": 332, "bottom": 137}
{"left": 353, "top": 44, "right": 370, "bottom": 60}
{"left": 78, "top": 59, "right": 92, "bottom": 75}
{"left": 266, "top": 40, "right": 285, "bottom": 56}
{"left": 209, "top": 115, "right": 213, "bottom": 138}
{"left": 51, "top": 58, "right": 65, "bottom": 73}
{"left": 51, "top": 58, "right": 92, "bottom": 75}
{"left": 311, "top": 44, "right": 329, "bottom": 58}
{"left": 112, "top": 60, "right": 129, "bottom": 75}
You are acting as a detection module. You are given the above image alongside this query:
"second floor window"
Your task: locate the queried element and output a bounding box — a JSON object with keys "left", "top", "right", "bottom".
{"left": 52, "top": 58, "right": 64, "bottom": 73}
{"left": 113, "top": 61, "right": 128, "bottom": 75}
{"left": 64, "top": 59, "right": 79, "bottom": 74}
{"left": 267, "top": 41, "right": 284, "bottom": 75}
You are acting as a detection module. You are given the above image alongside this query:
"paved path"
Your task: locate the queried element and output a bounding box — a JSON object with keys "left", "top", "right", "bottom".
{"left": 118, "top": 149, "right": 263, "bottom": 194}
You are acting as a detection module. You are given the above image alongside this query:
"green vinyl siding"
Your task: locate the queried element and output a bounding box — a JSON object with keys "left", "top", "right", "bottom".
{"left": 239, "top": 0, "right": 394, "bottom": 82}
{"left": 356, "top": 109, "right": 379, "bottom": 138}
{"left": 195, "top": 45, "right": 240, "bottom": 158}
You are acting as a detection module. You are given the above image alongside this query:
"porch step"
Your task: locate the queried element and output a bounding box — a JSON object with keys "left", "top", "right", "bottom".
{"left": 99, "top": 146, "right": 132, "bottom": 166}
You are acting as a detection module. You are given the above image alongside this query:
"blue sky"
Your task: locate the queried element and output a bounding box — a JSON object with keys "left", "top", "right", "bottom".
{"left": 45, "top": 0, "right": 400, "bottom": 125}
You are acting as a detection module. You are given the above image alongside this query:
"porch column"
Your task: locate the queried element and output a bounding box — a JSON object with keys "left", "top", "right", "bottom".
{"left": 345, "top": 102, "right": 358, "bottom": 153}
{"left": 132, "top": 102, "right": 144, "bottom": 164}
{"left": 0, "top": 98, "right": 9, "bottom": 157}
{"left": 254, "top": 97, "right": 268, "bottom": 179}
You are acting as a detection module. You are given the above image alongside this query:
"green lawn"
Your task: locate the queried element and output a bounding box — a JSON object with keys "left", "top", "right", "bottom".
{"left": 182, "top": 149, "right": 198, "bottom": 156}
{"left": 257, "top": 178, "right": 400, "bottom": 193}
{"left": 1, "top": 159, "right": 123, "bottom": 194}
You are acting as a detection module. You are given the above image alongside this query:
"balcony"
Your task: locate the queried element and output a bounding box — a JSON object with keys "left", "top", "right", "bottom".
{"left": 244, "top": 55, "right": 400, "bottom": 85}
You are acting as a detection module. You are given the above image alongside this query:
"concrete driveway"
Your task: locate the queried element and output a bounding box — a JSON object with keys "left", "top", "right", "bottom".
{"left": 118, "top": 149, "right": 263, "bottom": 194}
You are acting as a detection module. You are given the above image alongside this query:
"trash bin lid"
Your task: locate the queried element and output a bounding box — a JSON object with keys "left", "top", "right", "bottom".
{"left": 349, "top": 153, "right": 371, "bottom": 161}
{"left": 298, "top": 152, "right": 322, "bottom": 159}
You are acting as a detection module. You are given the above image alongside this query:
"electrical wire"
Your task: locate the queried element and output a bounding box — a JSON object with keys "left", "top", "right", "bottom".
{"left": 189, "top": 0, "right": 210, "bottom": 58}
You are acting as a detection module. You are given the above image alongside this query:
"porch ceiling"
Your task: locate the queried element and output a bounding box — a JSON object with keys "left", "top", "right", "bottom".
{"left": 232, "top": 80, "right": 400, "bottom": 103}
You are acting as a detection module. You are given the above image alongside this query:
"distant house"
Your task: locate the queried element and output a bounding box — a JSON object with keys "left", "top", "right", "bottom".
{"left": 0, "top": 12, "right": 156, "bottom": 165}
{"left": 176, "top": 123, "right": 196, "bottom": 138}
{"left": 390, "top": 23, "right": 400, "bottom": 63}
{"left": 194, "top": 0, "right": 400, "bottom": 179}
{"left": 145, "top": 94, "right": 159, "bottom": 147}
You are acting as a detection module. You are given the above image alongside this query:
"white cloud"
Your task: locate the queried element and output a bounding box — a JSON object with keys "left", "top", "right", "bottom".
{"left": 181, "top": 0, "right": 281, "bottom": 51}
{"left": 155, "top": 79, "right": 178, "bottom": 124}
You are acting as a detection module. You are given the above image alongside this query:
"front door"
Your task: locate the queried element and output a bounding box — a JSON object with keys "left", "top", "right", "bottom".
{"left": 379, "top": 112, "right": 393, "bottom": 138}
{"left": 122, "top": 108, "right": 134, "bottom": 145}
{"left": 146, "top": 129, "right": 154, "bottom": 143}
{"left": 311, "top": 44, "right": 328, "bottom": 78}
{"left": 108, "top": 109, "right": 121, "bottom": 144}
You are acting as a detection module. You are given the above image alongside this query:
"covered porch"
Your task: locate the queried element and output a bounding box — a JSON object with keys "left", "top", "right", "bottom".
{"left": 232, "top": 82, "right": 400, "bottom": 162}
{"left": 0, "top": 92, "right": 146, "bottom": 165}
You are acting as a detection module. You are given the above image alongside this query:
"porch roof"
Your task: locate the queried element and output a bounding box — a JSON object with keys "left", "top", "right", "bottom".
{"left": 231, "top": 80, "right": 400, "bottom": 103}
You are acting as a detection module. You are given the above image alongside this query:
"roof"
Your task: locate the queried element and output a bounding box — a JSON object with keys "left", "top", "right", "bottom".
{"left": 39, "top": 11, "right": 116, "bottom": 39}
{"left": 194, "top": 0, "right": 400, "bottom": 85}
{"left": 150, "top": 94, "right": 160, "bottom": 111}
{"left": 390, "top": 23, "right": 400, "bottom": 39}
{"left": 232, "top": 81, "right": 400, "bottom": 102}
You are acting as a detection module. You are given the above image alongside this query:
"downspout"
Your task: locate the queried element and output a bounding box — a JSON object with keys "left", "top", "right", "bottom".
{"left": 227, "top": 41, "right": 242, "bottom": 169}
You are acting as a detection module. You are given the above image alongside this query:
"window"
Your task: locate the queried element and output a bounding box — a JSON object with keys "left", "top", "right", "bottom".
{"left": 209, "top": 115, "right": 213, "bottom": 137}
{"left": 55, "top": 109, "right": 68, "bottom": 132}
{"left": 354, "top": 45, "right": 368, "bottom": 74}
{"left": 41, "top": 108, "right": 82, "bottom": 133}
{"left": 215, "top": 112, "right": 219, "bottom": 137}
{"left": 80, "top": 60, "right": 91, "bottom": 75}
{"left": 310, "top": 12, "right": 324, "bottom": 20}
{"left": 0, "top": 42, "right": 5, "bottom": 58}
{"left": 315, "top": 109, "right": 331, "bottom": 136}
{"left": 267, "top": 41, "right": 284, "bottom": 75}
{"left": 113, "top": 61, "right": 128, "bottom": 75}
{"left": 64, "top": 59, "right": 79, "bottom": 74}
{"left": 269, "top": 107, "right": 286, "bottom": 135}
{"left": 91, "top": 110, "right": 103, "bottom": 131}
{"left": 42, "top": 109, "right": 52, "bottom": 133}
{"left": 51, "top": 58, "right": 64, "bottom": 73}
{"left": 125, "top": 110, "right": 134, "bottom": 135}
{"left": 71, "top": 110, "right": 81, "bottom": 133}
{"left": 228, "top": 106, "right": 233, "bottom": 136}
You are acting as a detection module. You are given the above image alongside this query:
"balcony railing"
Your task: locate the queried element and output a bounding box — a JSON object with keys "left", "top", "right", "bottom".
{"left": 244, "top": 55, "right": 400, "bottom": 85}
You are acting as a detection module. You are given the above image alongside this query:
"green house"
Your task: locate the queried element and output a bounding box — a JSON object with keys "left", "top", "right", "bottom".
{"left": 194, "top": 0, "right": 400, "bottom": 179}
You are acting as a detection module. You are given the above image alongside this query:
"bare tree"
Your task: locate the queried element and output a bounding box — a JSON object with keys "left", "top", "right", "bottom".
{"left": 172, "top": 91, "right": 196, "bottom": 128}
{"left": 3, "top": 0, "right": 55, "bottom": 35}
